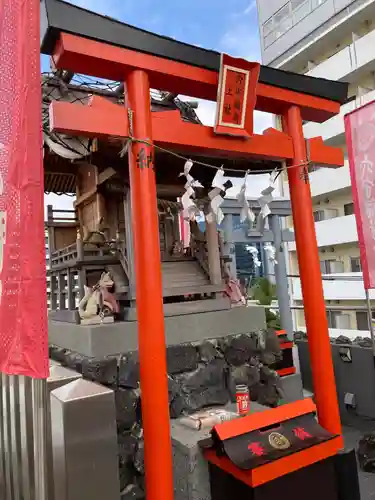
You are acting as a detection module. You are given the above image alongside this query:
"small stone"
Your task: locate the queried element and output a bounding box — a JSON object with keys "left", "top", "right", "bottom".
{"left": 115, "top": 389, "right": 139, "bottom": 431}
{"left": 166, "top": 344, "right": 198, "bottom": 374}
{"left": 82, "top": 356, "right": 118, "bottom": 386}
{"left": 119, "top": 352, "right": 140, "bottom": 389}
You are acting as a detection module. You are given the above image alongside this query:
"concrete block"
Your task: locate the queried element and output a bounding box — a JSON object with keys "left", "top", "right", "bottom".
{"left": 50, "top": 378, "right": 120, "bottom": 500}
{"left": 171, "top": 402, "right": 269, "bottom": 500}
{"left": 47, "top": 366, "right": 82, "bottom": 500}
{"left": 279, "top": 373, "right": 304, "bottom": 403}
{"left": 49, "top": 305, "right": 266, "bottom": 357}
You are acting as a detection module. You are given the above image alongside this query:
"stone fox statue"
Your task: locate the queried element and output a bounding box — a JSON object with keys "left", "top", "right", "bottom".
{"left": 78, "top": 271, "right": 120, "bottom": 323}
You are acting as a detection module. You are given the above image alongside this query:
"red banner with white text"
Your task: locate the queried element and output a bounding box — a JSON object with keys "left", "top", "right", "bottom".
{"left": 0, "top": 0, "right": 49, "bottom": 377}
{"left": 345, "top": 101, "right": 375, "bottom": 290}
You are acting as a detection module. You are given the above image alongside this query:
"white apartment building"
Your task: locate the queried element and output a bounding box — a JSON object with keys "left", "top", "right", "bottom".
{"left": 256, "top": 0, "right": 375, "bottom": 338}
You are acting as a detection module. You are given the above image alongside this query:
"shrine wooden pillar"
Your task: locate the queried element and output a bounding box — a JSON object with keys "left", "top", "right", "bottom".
{"left": 125, "top": 70, "right": 174, "bottom": 500}
{"left": 204, "top": 205, "right": 222, "bottom": 285}
{"left": 283, "top": 106, "right": 342, "bottom": 439}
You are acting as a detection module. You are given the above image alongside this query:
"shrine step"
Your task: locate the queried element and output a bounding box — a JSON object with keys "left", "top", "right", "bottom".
{"left": 163, "top": 284, "right": 225, "bottom": 297}
{"left": 162, "top": 260, "right": 211, "bottom": 294}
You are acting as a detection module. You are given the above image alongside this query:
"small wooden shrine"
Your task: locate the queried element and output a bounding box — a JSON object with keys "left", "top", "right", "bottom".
{"left": 44, "top": 75, "right": 239, "bottom": 325}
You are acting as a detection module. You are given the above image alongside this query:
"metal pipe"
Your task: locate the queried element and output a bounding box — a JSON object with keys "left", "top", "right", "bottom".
{"left": 269, "top": 214, "right": 294, "bottom": 340}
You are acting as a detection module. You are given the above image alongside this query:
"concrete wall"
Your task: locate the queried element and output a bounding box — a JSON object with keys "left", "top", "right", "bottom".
{"left": 296, "top": 339, "right": 375, "bottom": 424}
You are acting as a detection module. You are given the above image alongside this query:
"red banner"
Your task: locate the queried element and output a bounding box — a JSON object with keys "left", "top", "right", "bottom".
{"left": 214, "top": 54, "right": 260, "bottom": 139}
{"left": 0, "top": 0, "right": 49, "bottom": 377}
{"left": 345, "top": 101, "right": 375, "bottom": 290}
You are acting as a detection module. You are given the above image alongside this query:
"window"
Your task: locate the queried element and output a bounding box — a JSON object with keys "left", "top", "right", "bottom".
{"left": 356, "top": 311, "right": 369, "bottom": 331}
{"left": 263, "top": 18, "right": 273, "bottom": 36}
{"left": 320, "top": 260, "right": 344, "bottom": 274}
{"left": 291, "top": 0, "right": 306, "bottom": 9}
{"left": 325, "top": 208, "right": 339, "bottom": 219}
{"left": 344, "top": 203, "right": 355, "bottom": 216}
{"left": 292, "top": 0, "right": 310, "bottom": 23}
{"left": 327, "top": 311, "right": 351, "bottom": 329}
{"left": 350, "top": 257, "right": 361, "bottom": 272}
{"left": 274, "top": 4, "right": 292, "bottom": 39}
{"left": 314, "top": 210, "right": 325, "bottom": 222}
{"left": 311, "top": 0, "right": 327, "bottom": 8}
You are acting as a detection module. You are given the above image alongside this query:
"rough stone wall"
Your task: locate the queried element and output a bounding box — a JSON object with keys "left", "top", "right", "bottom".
{"left": 49, "top": 329, "right": 283, "bottom": 499}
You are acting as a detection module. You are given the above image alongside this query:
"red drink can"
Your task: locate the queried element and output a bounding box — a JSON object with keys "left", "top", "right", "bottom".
{"left": 236, "top": 384, "right": 250, "bottom": 415}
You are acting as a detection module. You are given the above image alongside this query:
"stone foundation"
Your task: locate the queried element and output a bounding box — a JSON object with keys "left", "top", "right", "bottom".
{"left": 48, "top": 305, "right": 266, "bottom": 357}
{"left": 49, "top": 328, "right": 287, "bottom": 499}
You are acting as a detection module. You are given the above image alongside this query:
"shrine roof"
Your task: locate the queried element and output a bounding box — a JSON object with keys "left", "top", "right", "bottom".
{"left": 40, "top": 0, "right": 348, "bottom": 106}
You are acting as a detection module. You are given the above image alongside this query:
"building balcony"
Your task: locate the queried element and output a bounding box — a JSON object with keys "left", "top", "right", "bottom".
{"left": 303, "top": 88, "right": 375, "bottom": 144}
{"left": 288, "top": 214, "right": 358, "bottom": 250}
{"left": 291, "top": 272, "right": 375, "bottom": 301}
{"left": 282, "top": 161, "right": 352, "bottom": 199}
{"left": 307, "top": 27, "right": 375, "bottom": 83}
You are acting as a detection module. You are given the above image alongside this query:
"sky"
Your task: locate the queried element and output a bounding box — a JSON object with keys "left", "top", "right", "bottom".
{"left": 45, "top": 0, "right": 277, "bottom": 212}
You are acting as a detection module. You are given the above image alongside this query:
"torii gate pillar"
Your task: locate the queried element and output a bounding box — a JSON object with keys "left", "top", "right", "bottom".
{"left": 284, "top": 106, "right": 342, "bottom": 439}
{"left": 126, "top": 70, "right": 174, "bottom": 500}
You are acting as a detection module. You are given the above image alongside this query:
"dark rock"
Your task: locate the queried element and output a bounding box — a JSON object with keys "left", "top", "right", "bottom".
{"left": 222, "top": 334, "right": 257, "bottom": 366}
{"left": 133, "top": 439, "right": 145, "bottom": 475}
{"left": 64, "top": 351, "right": 85, "bottom": 374}
{"left": 197, "top": 341, "right": 223, "bottom": 363}
{"left": 121, "top": 484, "right": 145, "bottom": 500}
{"left": 168, "top": 376, "right": 181, "bottom": 403}
{"left": 264, "top": 329, "right": 282, "bottom": 356}
{"left": 353, "top": 336, "right": 364, "bottom": 344}
{"left": 259, "top": 351, "right": 277, "bottom": 366}
{"left": 81, "top": 356, "right": 118, "bottom": 386}
{"left": 175, "top": 359, "right": 226, "bottom": 390}
{"left": 335, "top": 335, "right": 352, "bottom": 345}
{"left": 227, "top": 365, "right": 261, "bottom": 402}
{"left": 357, "top": 338, "right": 373, "bottom": 348}
{"left": 357, "top": 433, "right": 375, "bottom": 472}
{"left": 115, "top": 389, "right": 139, "bottom": 431}
{"left": 257, "top": 383, "right": 280, "bottom": 408}
{"left": 249, "top": 383, "right": 261, "bottom": 402}
{"left": 49, "top": 346, "right": 70, "bottom": 365}
{"left": 118, "top": 433, "right": 138, "bottom": 491}
{"left": 166, "top": 344, "right": 198, "bottom": 374}
{"left": 170, "top": 359, "right": 229, "bottom": 415}
{"left": 119, "top": 352, "right": 140, "bottom": 389}
{"left": 259, "top": 366, "right": 278, "bottom": 384}
{"left": 170, "top": 386, "right": 230, "bottom": 416}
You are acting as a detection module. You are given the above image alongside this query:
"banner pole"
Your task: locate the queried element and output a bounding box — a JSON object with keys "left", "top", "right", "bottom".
{"left": 365, "top": 288, "right": 375, "bottom": 355}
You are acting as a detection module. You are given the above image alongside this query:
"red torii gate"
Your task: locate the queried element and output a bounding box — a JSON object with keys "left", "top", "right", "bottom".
{"left": 41, "top": 1, "right": 348, "bottom": 498}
